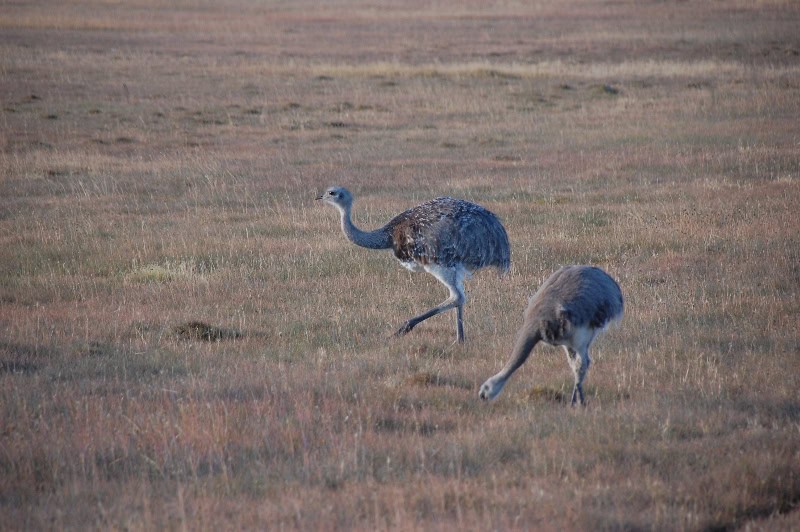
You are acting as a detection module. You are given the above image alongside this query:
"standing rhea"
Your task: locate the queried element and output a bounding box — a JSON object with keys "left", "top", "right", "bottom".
{"left": 317, "top": 186, "right": 510, "bottom": 343}
{"left": 479, "top": 265, "right": 623, "bottom": 404}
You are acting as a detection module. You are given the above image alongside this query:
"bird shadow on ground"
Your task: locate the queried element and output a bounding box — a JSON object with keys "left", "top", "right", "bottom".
{"left": 524, "top": 385, "right": 631, "bottom": 404}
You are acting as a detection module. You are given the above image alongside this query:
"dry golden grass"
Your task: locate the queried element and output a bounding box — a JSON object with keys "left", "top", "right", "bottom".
{"left": 2, "top": 0, "right": 800, "bottom": 529}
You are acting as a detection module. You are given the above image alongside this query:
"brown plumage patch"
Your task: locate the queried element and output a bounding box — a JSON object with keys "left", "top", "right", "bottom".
{"left": 385, "top": 196, "right": 509, "bottom": 271}
{"left": 391, "top": 215, "right": 428, "bottom": 264}
{"left": 172, "top": 321, "right": 242, "bottom": 341}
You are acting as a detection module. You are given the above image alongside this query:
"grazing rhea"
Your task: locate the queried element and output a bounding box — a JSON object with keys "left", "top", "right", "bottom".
{"left": 316, "top": 186, "right": 510, "bottom": 343}
{"left": 479, "top": 265, "right": 623, "bottom": 404}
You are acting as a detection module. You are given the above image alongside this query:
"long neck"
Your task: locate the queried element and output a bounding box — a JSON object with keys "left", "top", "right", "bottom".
{"left": 494, "top": 329, "right": 542, "bottom": 385}
{"left": 337, "top": 204, "right": 392, "bottom": 250}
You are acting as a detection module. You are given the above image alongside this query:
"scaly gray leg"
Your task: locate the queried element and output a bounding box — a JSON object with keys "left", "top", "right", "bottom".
{"left": 565, "top": 346, "right": 589, "bottom": 406}
{"left": 395, "top": 266, "right": 466, "bottom": 342}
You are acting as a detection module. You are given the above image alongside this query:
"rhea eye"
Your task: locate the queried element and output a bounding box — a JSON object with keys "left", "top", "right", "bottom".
{"left": 328, "top": 191, "right": 336, "bottom": 196}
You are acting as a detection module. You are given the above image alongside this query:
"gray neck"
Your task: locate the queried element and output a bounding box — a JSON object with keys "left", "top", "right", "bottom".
{"left": 496, "top": 330, "right": 542, "bottom": 384}
{"left": 337, "top": 204, "right": 392, "bottom": 250}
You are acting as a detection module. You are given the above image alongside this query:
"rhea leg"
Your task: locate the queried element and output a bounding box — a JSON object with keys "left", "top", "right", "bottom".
{"left": 455, "top": 303, "right": 465, "bottom": 343}
{"left": 564, "top": 347, "right": 589, "bottom": 405}
{"left": 564, "top": 327, "right": 597, "bottom": 405}
{"left": 395, "top": 265, "right": 466, "bottom": 342}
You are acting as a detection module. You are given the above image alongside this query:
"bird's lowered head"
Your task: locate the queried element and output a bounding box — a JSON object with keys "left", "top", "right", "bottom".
{"left": 316, "top": 186, "right": 353, "bottom": 212}
{"left": 478, "top": 377, "right": 504, "bottom": 401}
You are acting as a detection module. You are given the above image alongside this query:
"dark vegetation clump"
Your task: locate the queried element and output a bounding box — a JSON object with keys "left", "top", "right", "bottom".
{"left": 172, "top": 321, "right": 242, "bottom": 341}
{"left": 526, "top": 386, "right": 568, "bottom": 403}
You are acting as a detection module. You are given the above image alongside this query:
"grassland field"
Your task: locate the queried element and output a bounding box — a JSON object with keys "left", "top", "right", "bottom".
{"left": 1, "top": 1, "right": 800, "bottom": 529}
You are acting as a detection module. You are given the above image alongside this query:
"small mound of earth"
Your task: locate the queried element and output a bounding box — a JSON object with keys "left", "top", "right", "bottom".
{"left": 172, "top": 321, "right": 241, "bottom": 341}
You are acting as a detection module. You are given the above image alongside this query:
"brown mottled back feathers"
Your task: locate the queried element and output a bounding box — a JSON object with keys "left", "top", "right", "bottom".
{"left": 383, "top": 197, "right": 510, "bottom": 272}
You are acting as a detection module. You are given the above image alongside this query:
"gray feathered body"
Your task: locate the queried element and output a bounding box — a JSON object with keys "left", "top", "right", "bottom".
{"left": 527, "top": 265, "right": 623, "bottom": 343}
{"left": 382, "top": 197, "right": 510, "bottom": 274}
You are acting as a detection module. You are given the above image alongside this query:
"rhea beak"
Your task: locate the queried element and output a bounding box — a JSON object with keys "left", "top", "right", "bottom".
{"left": 315, "top": 194, "right": 324, "bottom": 200}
